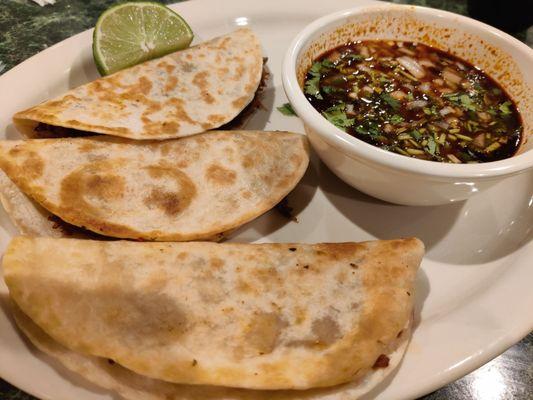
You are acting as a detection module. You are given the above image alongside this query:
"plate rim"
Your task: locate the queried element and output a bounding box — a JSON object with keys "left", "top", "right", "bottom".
{"left": 0, "top": 1, "right": 532, "bottom": 399}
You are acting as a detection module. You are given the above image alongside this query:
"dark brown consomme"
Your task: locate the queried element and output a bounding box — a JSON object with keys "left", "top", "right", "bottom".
{"left": 304, "top": 40, "right": 523, "bottom": 163}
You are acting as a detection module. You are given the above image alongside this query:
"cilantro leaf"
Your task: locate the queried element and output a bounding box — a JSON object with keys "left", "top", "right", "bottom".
{"left": 321, "top": 59, "right": 335, "bottom": 68}
{"left": 304, "top": 76, "right": 322, "bottom": 99}
{"left": 499, "top": 101, "right": 512, "bottom": 115}
{"left": 425, "top": 136, "right": 438, "bottom": 155}
{"left": 423, "top": 105, "right": 439, "bottom": 116}
{"left": 322, "top": 103, "right": 354, "bottom": 131}
{"left": 381, "top": 93, "right": 400, "bottom": 110}
{"left": 410, "top": 130, "right": 422, "bottom": 140}
{"left": 322, "top": 85, "right": 343, "bottom": 94}
{"left": 277, "top": 103, "right": 297, "bottom": 116}
{"left": 459, "top": 94, "right": 477, "bottom": 111}
{"left": 355, "top": 121, "right": 381, "bottom": 137}
{"left": 390, "top": 114, "right": 404, "bottom": 124}
{"left": 345, "top": 54, "right": 365, "bottom": 62}
{"left": 309, "top": 61, "right": 322, "bottom": 75}
{"left": 444, "top": 92, "right": 477, "bottom": 111}
{"left": 305, "top": 62, "right": 324, "bottom": 99}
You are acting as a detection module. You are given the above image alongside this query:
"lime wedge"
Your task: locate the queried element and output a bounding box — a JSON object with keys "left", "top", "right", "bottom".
{"left": 93, "top": 2, "right": 193, "bottom": 75}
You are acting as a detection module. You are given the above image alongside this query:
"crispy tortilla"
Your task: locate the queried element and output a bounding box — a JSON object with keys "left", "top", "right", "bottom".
{"left": 0, "top": 131, "right": 308, "bottom": 241}
{"left": 13, "top": 28, "right": 263, "bottom": 140}
{"left": 0, "top": 170, "right": 64, "bottom": 237}
{"left": 13, "top": 303, "right": 411, "bottom": 400}
{"left": 4, "top": 237, "right": 423, "bottom": 390}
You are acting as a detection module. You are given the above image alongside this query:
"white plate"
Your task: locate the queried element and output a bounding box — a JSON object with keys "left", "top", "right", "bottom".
{"left": 0, "top": 0, "right": 532, "bottom": 399}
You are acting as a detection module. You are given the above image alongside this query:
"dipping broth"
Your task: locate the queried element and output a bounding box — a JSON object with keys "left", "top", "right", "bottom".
{"left": 304, "top": 40, "right": 523, "bottom": 163}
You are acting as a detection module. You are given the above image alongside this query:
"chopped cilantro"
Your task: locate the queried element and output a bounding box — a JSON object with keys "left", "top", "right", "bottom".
{"left": 499, "top": 101, "right": 512, "bottom": 115}
{"left": 322, "top": 85, "right": 343, "bottom": 94}
{"left": 345, "top": 54, "right": 365, "bottom": 62}
{"left": 492, "top": 88, "right": 502, "bottom": 95}
{"left": 422, "top": 105, "right": 439, "bottom": 116}
{"left": 380, "top": 93, "right": 400, "bottom": 110}
{"left": 322, "top": 103, "right": 354, "bottom": 131}
{"left": 321, "top": 59, "right": 335, "bottom": 68}
{"left": 486, "top": 107, "right": 498, "bottom": 116}
{"left": 390, "top": 114, "right": 404, "bottom": 124}
{"left": 277, "top": 103, "right": 296, "bottom": 116}
{"left": 410, "top": 130, "right": 422, "bottom": 140}
{"left": 309, "top": 61, "right": 322, "bottom": 75}
{"left": 443, "top": 92, "right": 477, "bottom": 111}
{"left": 426, "top": 136, "right": 438, "bottom": 155}
{"left": 459, "top": 94, "right": 477, "bottom": 111}
{"left": 355, "top": 121, "right": 381, "bottom": 137}
{"left": 304, "top": 76, "right": 322, "bottom": 99}
{"left": 305, "top": 62, "right": 323, "bottom": 99}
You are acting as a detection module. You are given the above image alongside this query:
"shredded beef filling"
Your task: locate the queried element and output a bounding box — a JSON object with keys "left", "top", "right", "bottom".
{"left": 372, "top": 354, "right": 390, "bottom": 369}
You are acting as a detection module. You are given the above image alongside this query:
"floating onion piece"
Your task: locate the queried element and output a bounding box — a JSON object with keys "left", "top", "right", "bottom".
{"left": 397, "top": 56, "right": 426, "bottom": 79}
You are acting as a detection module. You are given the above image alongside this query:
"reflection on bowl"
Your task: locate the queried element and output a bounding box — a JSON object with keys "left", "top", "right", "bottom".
{"left": 282, "top": 4, "right": 533, "bottom": 206}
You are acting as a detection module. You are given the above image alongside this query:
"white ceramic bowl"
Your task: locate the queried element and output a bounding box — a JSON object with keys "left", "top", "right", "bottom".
{"left": 282, "top": 4, "right": 533, "bottom": 206}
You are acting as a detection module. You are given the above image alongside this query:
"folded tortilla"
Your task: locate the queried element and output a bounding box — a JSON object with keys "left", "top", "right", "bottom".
{"left": 13, "top": 303, "right": 410, "bottom": 400}
{"left": 13, "top": 28, "right": 263, "bottom": 140}
{"left": 0, "top": 131, "right": 308, "bottom": 241}
{"left": 0, "top": 170, "right": 65, "bottom": 237}
{"left": 4, "top": 236, "right": 423, "bottom": 390}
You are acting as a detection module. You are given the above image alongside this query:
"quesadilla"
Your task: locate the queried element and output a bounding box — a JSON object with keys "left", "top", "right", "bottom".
{"left": 4, "top": 236, "right": 424, "bottom": 391}
{"left": 13, "top": 28, "right": 263, "bottom": 140}
{"left": 0, "top": 131, "right": 309, "bottom": 241}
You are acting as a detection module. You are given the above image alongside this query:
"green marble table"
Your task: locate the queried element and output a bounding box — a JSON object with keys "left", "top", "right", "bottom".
{"left": 0, "top": 0, "right": 531, "bottom": 399}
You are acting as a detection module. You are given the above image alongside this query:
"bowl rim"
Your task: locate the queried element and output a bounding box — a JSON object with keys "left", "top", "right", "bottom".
{"left": 282, "top": 3, "right": 533, "bottom": 179}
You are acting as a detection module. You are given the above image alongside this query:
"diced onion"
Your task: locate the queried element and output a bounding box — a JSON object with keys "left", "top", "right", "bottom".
{"left": 397, "top": 56, "right": 426, "bottom": 79}
{"left": 398, "top": 47, "right": 416, "bottom": 56}
{"left": 477, "top": 111, "right": 492, "bottom": 122}
{"left": 390, "top": 90, "right": 407, "bottom": 100}
{"left": 473, "top": 133, "right": 486, "bottom": 147}
{"left": 435, "top": 120, "right": 450, "bottom": 129}
{"left": 419, "top": 59, "right": 436, "bottom": 68}
{"left": 406, "top": 100, "right": 428, "bottom": 109}
{"left": 357, "top": 64, "right": 372, "bottom": 74}
{"left": 439, "top": 107, "right": 455, "bottom": 116}
{"left": 447, "top": 154, "right": 462, "bottom": 163}
{"left": 419, "top": 82, "right": 431, "bottom": 92}
{"left": 442, "top": 69, "right": 462, "bottom": 85}
{"left": 346, "top": 104, "right": 355, "bottom": 114}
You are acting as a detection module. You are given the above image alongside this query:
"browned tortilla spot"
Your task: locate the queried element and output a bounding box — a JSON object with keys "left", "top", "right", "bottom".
{"left": 143, "top": 165, "right": 197, "bottom": 216}
{"left": 205, "top": 164, "right": 237, "bottom": 185}
{"left": 164, "top": 76, "right": 179, "bottom": 92}
{"left": 85, "top": 174, "right": 125, "bottom": 201}
{"left": 207, "top": 114, "right": 225, "bottom": 124}
{"left": 192, "top": 71, "right": 209, "bottom": 90}
{"left": 232, "top": 95, "right": 249, "bottom": 109}
{"left": 143, "top": 189, "right": 186, "bottom": 217}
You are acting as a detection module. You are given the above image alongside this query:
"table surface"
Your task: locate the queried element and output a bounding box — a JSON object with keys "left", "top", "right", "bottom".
{"left": 0, "top": 0, "right": 531, "bottom": 399}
